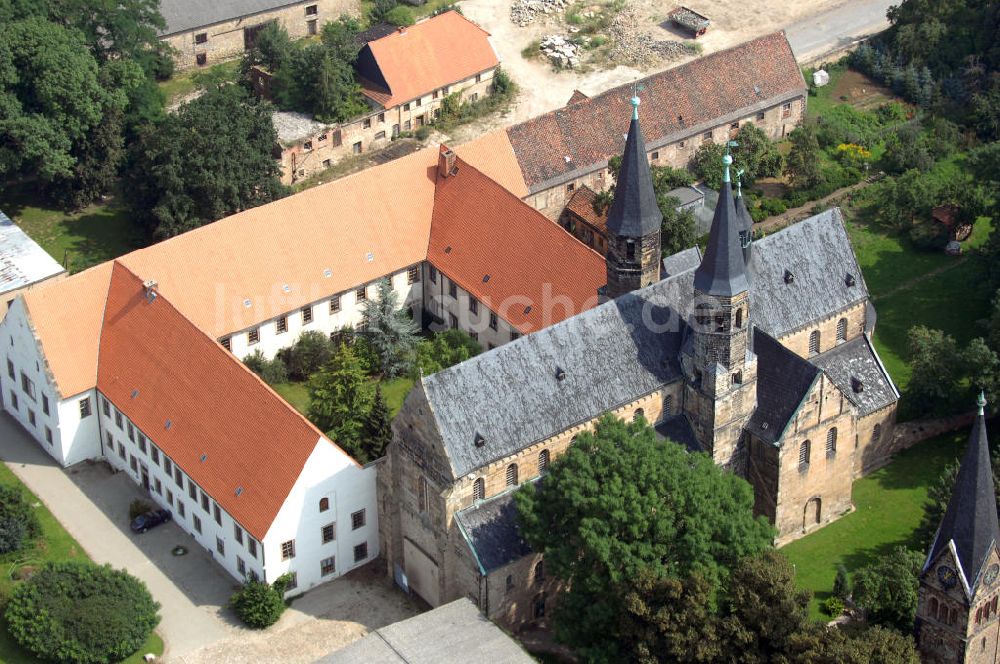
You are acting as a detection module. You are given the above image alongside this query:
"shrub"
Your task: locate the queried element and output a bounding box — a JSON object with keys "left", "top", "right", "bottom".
{"left": 833, "top": 564, "right": 850, "bottom": 600}
{"left": 821, "top": 596, "right": 845, "bottom": 616}
{"left": 758, "top": 197, "right": 788, "bottom": 217}
{"left": 491, "top": 68, "right": 514, "bottom": 97}
{"left": 0, "top": 485, "right": 41, "bottom": 554}
{"left": 384, "top": 6, "right": 414, "bottom": 26}
{"left": 414, "top": 125, "right": 430, "bottom": 141}
{"left": 128, "top": 499, "right": 153, "bottom": 521}
{"left": 6, "top": 562, "right": 160, "bottom": 664}
{"left": 231, "top": 578, "right": 287, "bottom": 629}
{"left": 875, "top": 101, "right": 909, "bottom": 125}
{"left": 243, "top": 349, "right": 288, "bottom": 385}
{"left": 283, "top": 331, "right": 333, "bottom": 380}
{"left": 415, "top": 329, "right": 483, "bottom": 375}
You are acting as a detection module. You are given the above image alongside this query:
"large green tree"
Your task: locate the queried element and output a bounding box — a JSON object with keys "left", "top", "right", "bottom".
{"left": 306, "top": 343, "right": 374, "bottom": 449}
{"left": 123, "top": 84, "right": 286, "bottom": 239}
{"left": 360, "top": 278, "right": 420, "bottom": 379}
{"left": 659, "top": 195, "right": 699, "bottom": 258}
{"left": 783, "top": 124, "right": 825, "bottom": 190}
{"left": 414, "top": 328, "right": 482, "bottom": 375}
{"left": 692, "top": 124, "right": 782, "bottom": 190}
{"left": 851, "top": 546, "right": 924, "bottom": 633}
{"left": 514, "top": 414, "right": 773, "bottom": 660}
{"left": 358, "top": 385, "right": 392, "bottom": 463}
{"left": 907, "top": 326, "right": 999, "bottom": 417}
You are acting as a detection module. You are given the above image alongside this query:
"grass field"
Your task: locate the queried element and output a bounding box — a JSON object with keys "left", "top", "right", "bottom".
{"left": 782, "top": 427, "right": 984, "bottom": 621}
{"left": 274, "top": 376, "right": 414, "bottom": 419}
{"left": 0, "top": 463, "right": 164, "bottom": 663}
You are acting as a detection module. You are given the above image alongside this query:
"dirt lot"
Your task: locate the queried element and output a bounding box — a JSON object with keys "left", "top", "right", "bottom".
{"left": 172, "top": 564, "right": 421, "bottom": 664}
{"left": 828, "top": 69, "right": 897, "bottom": 110}
{"left": 454, "top": 0, "right": 857, "bottom": 133}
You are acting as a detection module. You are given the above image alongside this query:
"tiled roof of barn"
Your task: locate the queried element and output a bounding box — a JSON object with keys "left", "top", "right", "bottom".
{"left": 748, "top": 208, "right": 869, "bottom": 339}
{"left": 455, "top": 489, "right": 533, "bottom": 573}
{"left": 564, "top": 185, "right": 609, "bottom": 232}
{"left": 747, "top": 329, "right": 820, "bottom": 445}
{"left": 505, "top": 32, "right": 805, "bottom": 192}
{"left": 811, "top": 335, "right": 899, "bottom": 417}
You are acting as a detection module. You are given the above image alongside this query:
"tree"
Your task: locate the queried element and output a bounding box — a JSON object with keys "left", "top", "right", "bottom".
{"left": 5, "top": 562, "right": 160, "bottom": 664}
{"left": 691, "top": 142, "right": 727, "bottom": 190}
{"left": 787, "top": 624, "right": 919, "bottom": 663}
{"left": 230, "top": 577, "right": 287, "bottom": 629}
{"left": 833, "top": 564, "right": 851, "bottom": 600}
{"left": 414, "top": 329, "right": 482, "bottom": 375}
{"left": 282, "top": 330, "right": 333, "bottom": 380}
{"left": 784, "top": 124, "right": 825, "bottom": 190}
{"left": 514, "top": 414, "right": 773, "bottom": 660}
{"left": 691, "top": 125, "right": 781, "bottom": 190}
{"left": 916, "top": 450, "right": 1000, "bottom": 550}
{"left": 0, "top": 484, "right": 41, "bottom": 554}
{"left": 907, "top": 326, "right": 999, "bottom": 416}
{"left": 306, "top": 343, "right": 374, "bottom": 447}
{"left": 852, "top": 546, "right": 924, "bottom": 632}
{"left": 659, "top": 195, "right": 699, "bottom": 257}
{"left": 719, "top": 550, "right": 811, "bottom": 662}
{"left": 361, "top": 279, "right": 420, "bottom": 379}
{"left": 242, "top": 20, "right": 294, "bottom": 74}
{"left": 123, "top": 84, "right": 286, "bottom": 239}
{"left": 356, "top": 385, "right": 392, "bottom": 463}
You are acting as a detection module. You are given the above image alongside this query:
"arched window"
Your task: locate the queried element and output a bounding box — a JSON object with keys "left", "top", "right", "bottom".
{"left": 873, "top": 423, "right": 882, "bottom": 442}
{"left": 662, "top": 394, "right": 673, "bottom": 418}
{"left": 808, "top": 330, "right": 821, "bottom": 355}
{"left": 626, "top": 239, "right": 636, "bottom": 260}
{"left": 473, "top": 477, "right": 485, "bottom": 501}
{"left": 799, "top": 440, "right": 811, "bottom": 468}
{"left": 538, "top": 449, "right": 550, "bottom": 475}
{"left": 735, "top": 308, "right": 744, "bottom": 329}
{"left": 319, "top": 497, "right": 329, "bottom": 512}
{"left": 633, "top": 408, "right": 644, "bottom": 423}
{"left": 506, "top": 463, "right": 518, "bottom": 487}
{"left": 534, "top": 560, "right": 545, "bottom": 585}
{"left": 930, "top": 597, "right": 939, "bottom": 618}
{"left": 826, "top": 428, "right": 837, "bottom": 457}
{"left": 836, "top": 317, "right": 848, "bottom": 342}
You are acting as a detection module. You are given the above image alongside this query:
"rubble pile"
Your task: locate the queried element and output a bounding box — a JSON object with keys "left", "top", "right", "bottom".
{"left": 539, "top": 35, "right": 581, "bottom": 68}
{"left": 609, "top": 1, "right": 691, "bottom": 66}
{"left": 510, "top": 0, "right": 568, "bottom": 26}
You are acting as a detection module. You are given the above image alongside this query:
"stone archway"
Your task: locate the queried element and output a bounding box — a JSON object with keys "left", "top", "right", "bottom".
{"left": 803, "top": 497, "right": 822, "bottom": 531}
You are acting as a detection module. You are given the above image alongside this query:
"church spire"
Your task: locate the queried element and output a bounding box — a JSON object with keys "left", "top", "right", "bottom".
{"left": 734, "top": 169, "right": 753, "bottom": 264}
{"left": 693, "top": 148, "right": 749, "bottom": 296}
{"left": 605, "top": 96, "right": 662, "bottom": 239}
{"left": 925, "top": 392, "right": 1000, "bottom": 593}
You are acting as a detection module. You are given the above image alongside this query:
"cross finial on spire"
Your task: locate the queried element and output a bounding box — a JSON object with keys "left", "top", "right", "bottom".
{"left": 979, "top": 391, "right": 987, "bottom": 415}
{"left": 735, "top": 168, "right": 745, "bottom": 198}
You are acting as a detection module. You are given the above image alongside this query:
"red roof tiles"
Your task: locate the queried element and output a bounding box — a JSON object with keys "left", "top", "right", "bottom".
{"left": 564, "top": 185, "right": 609, "bottom": 233}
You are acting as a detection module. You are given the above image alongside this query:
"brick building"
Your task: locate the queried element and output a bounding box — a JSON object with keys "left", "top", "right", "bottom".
{"left": 158, "top": 0, "right": 357, "bottom": 70}
{"left": 276, "top": 11, "right": 500, "bottom": 184}
{"left": 380, "top": 102, "right": 899, "bottom": 630}
{"left": 458, "top": 31, "right": 806, "bottom": 217}
{"left": 917, "top": 394, "right": 1000, "bottom": 663}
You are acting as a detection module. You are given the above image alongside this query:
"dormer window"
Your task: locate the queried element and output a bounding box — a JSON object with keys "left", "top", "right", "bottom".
{"left": 784, "top": 270, "right": 795, "bottom": 284}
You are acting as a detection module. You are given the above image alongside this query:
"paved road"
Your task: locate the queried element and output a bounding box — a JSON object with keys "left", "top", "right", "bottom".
{"left": 785, "top": 0, "right": 897, "bottom": 62}
{"left": 0, "top": 413, "right": 237, "bottom": 661}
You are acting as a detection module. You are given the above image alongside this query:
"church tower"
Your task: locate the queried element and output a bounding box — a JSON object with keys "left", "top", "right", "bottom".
{"left": 683, "top": 152, "right": 757, "bottom": 473}
{"left": 917, "top": 393, "right": 1000, "bottom": 664}
{"left": 734, "top": 171, "right": 754, "bottom": 264}
{"left": 602, "top": 96, "right": 662, "bottom": 300}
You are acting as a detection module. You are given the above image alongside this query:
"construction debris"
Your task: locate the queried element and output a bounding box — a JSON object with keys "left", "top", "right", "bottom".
{"left": 539, "top": 35, "right": 581, "bottom": 68}
{"left": 610, "top": 1, "right": 692, "bottom": 66}
{"left": 510, "top": 0, "right": 568, "bottom": 27}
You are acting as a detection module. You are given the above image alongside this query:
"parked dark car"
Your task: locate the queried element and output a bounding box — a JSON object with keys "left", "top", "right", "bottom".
{"left": 130, "top": 509, "right": 171, "bottom": 533}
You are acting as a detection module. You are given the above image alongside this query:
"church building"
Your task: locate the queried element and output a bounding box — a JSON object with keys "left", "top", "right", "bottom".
{"left": 917, "top": 393, "right": 1000, "bottom": 663}
{"left": 379, "top": 97, "right": 900, "bottom": 629}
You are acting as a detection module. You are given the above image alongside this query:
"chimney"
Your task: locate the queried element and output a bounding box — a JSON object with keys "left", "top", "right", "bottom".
{"left": 438, "top": 149, "right": 456, "bottom": 178}
{"left": 143, "top": 279, "right": 158, "bottom": 303}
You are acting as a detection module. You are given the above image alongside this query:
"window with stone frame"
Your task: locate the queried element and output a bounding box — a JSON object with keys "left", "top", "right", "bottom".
{"left": 663, "top": 394, "right": 673, "bottom": 418}
{"left": 489, "top": 312, "right": 498, "bottom": 331}
{"left": 301, "top": 305, "right": 313, "bottom": 325}
{"left": 808, "top": 330, "right": 820, "bottom": 355}
{"left": 351, "top": 509, "right": 366, "bottom": 530}
{"left": 506, "top": 463, "right": 518, "bottom": 486}
{"left": 330, "top": 295, "right": 341, "bottom": 313}
{"left": 79, "top": 397, "right": 92, "bottom": 418}
{"left": 407, "top": 265, "right": 420, "bottom": 284}
{"left": 356, "top": 286, "right": 367, "bottom": 302}
{"left": 448, "top": 280, "right": 458, "bottom": 299}
{"left": 321, "top": 556, "right": 336, "bottom": 576}
{"left": 276, "top": 315, "right": 288, "bottom": 334}
{"left": 322, "top": 523, "right": 335, "bottom": 543}
{"left": 798, "top": 440, "right": 811, "bottom": 469}
{"left": 248, "top": 327, "right": 260, "bottom": 345}
{"left": 473, "top": 477, "right": 485, "bottom": 501}
{"left": 538, "top": 449, "right": 550, "bottom": 475}
{"left": 234, "top": 523, "right": 243, "bottom": 544}
{"left": 319, "top": 497, "right": 330, "bottom": 512}
{"left": 826, "top": 428, "right": 837, "bottom": 457}
{"left": 469, "top": 298, "right": 479, "bottom": 315}
{"left": 837, "top": 317, "right": 848, "bottom": 342}
{"left": 354, "top": 542, "right": 368, "bottom": 562}
{"left": 193, "top": 515, "right": 202, "bottom": 533}
{"left": 281, "top": 539, "right": 296, "bottom": 560}
{"left": 216, "top": 537, "right": 225, "bottom": 556}
{"left": 873, "top": 423, "right": 882, "bottom": 442}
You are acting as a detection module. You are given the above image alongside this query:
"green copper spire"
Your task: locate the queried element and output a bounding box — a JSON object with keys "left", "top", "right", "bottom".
{"left": 722, "top": 154, "right": 733, "bottom": 183}
{"left": 735, "top": 168, "right": 745, "bottom": 198}
{"left": 630, "top": 95, "right": 640, "bottom": 121}
{"left": 979, "top": 391, "right": 987, "bottom": 415}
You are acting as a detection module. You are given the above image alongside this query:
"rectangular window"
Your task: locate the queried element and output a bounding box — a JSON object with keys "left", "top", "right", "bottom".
{"left": 196, "top": 53, "right": 207, "bottom": 66}
{"left": 322, "top": 159, "right": 331, "bottom": 168}
{"left": 318, "top": 133, "right": 327, "bottom": 142}
{"left": 429, "top": 266, "right": 438, "bottom": 283}
{"left": 20, "top": 372, "right": 35, "bottom": 400}
{"left": 79, "top": 398, "right": 91, "bottom": 418}
{"left": 154, "top": 478, "right": 162, "bottom": 495}
{"left": 216, "top": 537, "right": 225, "bottom": 556}
{"left": 248, "top": 538, "right": 257, "bottom": 558}
{"left": 303, "top": 140, "right": 313, "bottom": 151}
{"left": 166, "top": 490, "right": 173, "bottom": 507}
{"left": 449, "top": 314, "right": 458, "bottom": 329}
{"left": 306, "top": 18, "right": 317, "bottom": 35}
{"left": 702, "top": 131, "right": 713, "bottom": 142}
{"left": 332, "top": 129, "right": 342, "bottom": 147}
{"left": 322, "top": 523, "right": 335, "bottom": 543}
{"left": 352, "top": 141, "right": 362, "bottom": 155}
{"left": 45, "top": 427, "right": 52, "bottom": 445}
{"left": 188, "top": 479, "right": 197, "bottom": 500}
{"left": 213, "top": 502, "right": 221, "bottom": 525}
{"left": 448, "top": 281, "right": 457, "bottom": 299}
{"left": 330, "top": 295, "right": 341, "bottom": 313}
{"left": 403, "top": 103, "right": 411, "bottom": 112}
{"left": 115, "top": 410, "right": 123, "bottom": 428}
{"left": 175, "top": 467, "right": 183, "bottom": 487}
{"left": 510, "top": 331, "right": 520, "bottom": 341}
{"left": 164, "top": 457, "right": 173, "bottom": 476}
{"left": 27, "top": 410, "right": 35, "bottom": 427}
{"left": 756, "top": 111, "right": 765, "bottom": 120}
{"left": 433, "top": 90, "right": 439, "bottom": 99}
{"left": 276, "top": 316, "right": 288, "bottom": 334}
{"left": 404, "top": 120, "right": 411, "bottom": 131}
{"left": 234, "top": 524, "right": 243, "bottom": 544}
{"left": 138, "top": 436, "right": 146, "bottom": 454}
{"left": 469, "top": 298, "right": 478, "bottom": 315}
{"left": 374, "top": 130, "right": 386, "bottom": 140}
{"left": 378, "top": 112, "right": 385, "bottom": 123}
{"left": 193, "top": 515, "right": 202, "bottom": 534}
{"left": 248, "top": 328, "right": 259, "bottom": 345}
{"left": 353, "top": 542, "right": 368, "bottom": 562}
{"left": 321, "top": 556, "right": 336, "bottom": 576}
{"left": 9, "top": 391, "right": 16, "bottom": 411}
{"left": 237, "top": 557, "right": 246, "bottom": 576}
{"left": 566, "top": 183, "right": 575, "bottom": 194}
{"left": 177, "top": 501, "right": 185, "bottom": 518}
{"left": 129, "top": 455, "right": 137, "bottom": 473}
{"left": 284, "top": 572, "right": 297, "bottom": 591}
{"left": 281, "top": 539, "right": 296, "bottom": 560}
{"left": 117, "top": 442, "right": 125, "bottom": 460}
{"left": 194, "top": 32, "right": 208, "bottom": 44}
{"left": 356, "top": 286, "right": 367, "bottom": 301}
{"left": 102, "top": 398, "right": 110, "bottom": 417}
{"left": 301, "top": 305, "right": 313, "bottom": 324}
{"left": 471, "top": 93, "right": 479, "bottom": 102}
{"left": 730, "top": 122, "right": 739, "bottom": 131}
{"left": 127, "top": 421, "right": 135, "bottom": 442}
{"left": 651, "top": 151, "right": 659, "bottom": 161}
{"left": 5, "top": 359, "right": 12, "bottom": 379}
{"left": 200, "top": 493, "right": 209, "bottom": 513}
{"left": 151, "top": 445, "right": 159, "bottom": 464}
{"left": 489, "top": 313, "right": 498, "bottom": 331}
{"left": 363, "top": 118, "right": 372, "bottom": 129}
{"left": 351, "top": 509, "right": 366, "bottom": 530}
{"left": 407, "top": 265, "right": 419, "bottom": 284}
{"left": 305, "top": 4, "right": 317, "bottom": 15}
{"left": 782, "top": 102, "right": 792, "bottom": 118}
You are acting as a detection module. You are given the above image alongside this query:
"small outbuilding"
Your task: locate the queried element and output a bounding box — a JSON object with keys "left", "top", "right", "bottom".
{"left": 812, "top": 70, "right": 831, "bottom": 87}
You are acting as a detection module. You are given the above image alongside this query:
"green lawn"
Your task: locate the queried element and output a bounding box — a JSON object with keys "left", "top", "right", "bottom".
{"left": 782, "top": 428, "right": 976, "bottom": 621}
{"left": 273, "top": 376, "right": 414, "bottom": 419}
{"left": 0, "top": 187, "right": 143, "bottom": 274}
{"left": 0, "top": 463, "right": 164, "bottom": 663}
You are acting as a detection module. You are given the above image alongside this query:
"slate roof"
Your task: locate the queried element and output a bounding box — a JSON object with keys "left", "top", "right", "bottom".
{"left": 693, "top": 178, "right": 749, "bottom": 296}
{"left": 505, "top": 32, "right": 805, "bottom": 192}
{"left": 158, "top": 0, "right": 302, "bottom": 36}
{"left": 0, "top": 211, "right": 65, "bottom": 296}
{"left": 417, "top": 207, "right": 887, "bottom": 478}
{"left": 811, "top": 335, "right": 899, "bottom": 417}
{"left": 605, "top": 106, "right": 662, "bottom": 238}
{"left": 318, "top": 599, "right": 534, "bottom": 663}
{"left": 454, "top": 490, "right": 533, "bottom": 572}
{"left": 748, "top": 208, "right": 868, "bottom": 339}
{"left": 662, "top": 246, "right": 702, "bottom": 278}
{"left": 925, "top": 399, "right": 1000, "bottom": 594}
{"left": 665, "top": 185, "right": 705, "bottom": 208}
{"left": 747, "top": 329, "right": 820, "bottom": 444}
{"left": 735, "top": 188, "right": 754, "bottom": 234}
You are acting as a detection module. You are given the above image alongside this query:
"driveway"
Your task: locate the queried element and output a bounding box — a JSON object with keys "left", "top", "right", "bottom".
{"left": 0, "top": 413, "right": 238, "bottom": 660}
{"left": 784, "top": 0, "right": 896, "bottom": 62}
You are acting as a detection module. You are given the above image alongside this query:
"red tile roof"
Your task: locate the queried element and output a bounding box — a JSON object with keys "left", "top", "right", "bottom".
{"left": 506, "top": 32, "right": 805, "bottom": 190}
{"left": 564, "top": 185, "right": 609, "bottom": 233}
{"left": 428, "top": 154, "right": 605, "bottom": 333}
{"left": 97, "top": 262, "right": 345, "bottom": 541}
{"left": 361, "top": 11, "right": 498, "bottom": 108}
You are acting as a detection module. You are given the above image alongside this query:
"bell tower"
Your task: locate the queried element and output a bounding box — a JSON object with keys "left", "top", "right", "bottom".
{"left": 602, "top": 95, "right": 662, "bottom": 300}
{"left": 917, "top": 393, "right": 1000, "bottom": 663}
{"left": 682, "top": 151, "right": 757, "bottom": 473}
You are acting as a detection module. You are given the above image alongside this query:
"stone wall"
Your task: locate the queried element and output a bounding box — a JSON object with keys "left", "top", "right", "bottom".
{"left": 778, "top": 300, "right": 867, "bottom": 359}
{"left": 162, "top": 0, "right": 357, "bottom": 71}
